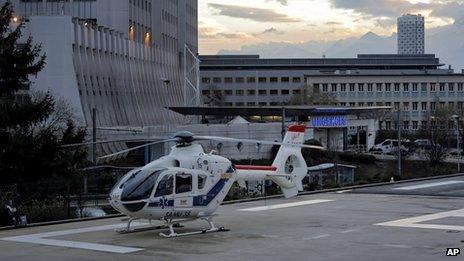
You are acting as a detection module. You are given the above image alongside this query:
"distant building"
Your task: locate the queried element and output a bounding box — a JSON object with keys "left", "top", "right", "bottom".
{"left": 199, "top": 54, "right": 464, "bottom": 133}
{"left": 4, "top": 0, "right": 199, "bottom": 128}
{"left": 397, "top": 14, "right": 425, "bottom": 55}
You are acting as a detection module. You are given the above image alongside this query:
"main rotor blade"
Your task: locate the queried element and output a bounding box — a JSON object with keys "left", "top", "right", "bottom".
{"left": 194, "top": 136, "right": 325, "bottom": 150}
{"left": 61, "top": 139, "right": 158, "bottom": 148}
{"left": 98, "top": 139, "right": 178, "bottom": 161}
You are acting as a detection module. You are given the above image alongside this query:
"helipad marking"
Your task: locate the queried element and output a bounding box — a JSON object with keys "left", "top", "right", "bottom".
{"left": 393, "top": 180, "right": 464, "bottom": 190}
{"left": 375, "top": 208, "right": 464, "bottom": 231}
{"left": 237, "top": 199, "right": 333, "bottom": 212}
{"left": 0, "top": 222, "right": 147, "bottom": 254}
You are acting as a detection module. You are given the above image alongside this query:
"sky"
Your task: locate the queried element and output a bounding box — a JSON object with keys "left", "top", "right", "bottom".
{"left": 198, "top": 0, "right": 464, "bottom": 54}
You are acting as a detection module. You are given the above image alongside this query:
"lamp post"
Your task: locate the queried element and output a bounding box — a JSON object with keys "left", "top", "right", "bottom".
{"left": 452, "top": 115, "right": 461, "bottom": 172}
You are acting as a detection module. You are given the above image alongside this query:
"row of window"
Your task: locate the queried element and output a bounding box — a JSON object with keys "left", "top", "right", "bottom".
{"left": 202, "top": 77, "right": 302, "bottom": 84}
{"left": 212, "top": 101, "right": 464, "bottom": 110}
{"left": 317, "top": 82, "right": 464, "bottom": 93}
{"left": 381, "top": 120, "right": 463, "bottom": 131}
{"left": 202, "top": 89, "right": 296, "bottom": 96}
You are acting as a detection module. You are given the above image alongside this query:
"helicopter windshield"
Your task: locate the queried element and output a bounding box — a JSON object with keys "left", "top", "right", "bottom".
{"left": 120, "top": 168, "right": 165, "bottom": 201}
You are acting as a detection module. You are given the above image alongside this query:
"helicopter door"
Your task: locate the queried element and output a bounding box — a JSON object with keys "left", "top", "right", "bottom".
{"left": 174, "top": 172, "right": 193, "bottom": 209}
{"left": 153, "top": 173, "right": 174, "bottom": 212}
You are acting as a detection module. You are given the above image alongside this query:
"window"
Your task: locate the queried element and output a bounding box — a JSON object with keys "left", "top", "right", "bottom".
{"left": 224, "top": 102, "right": 233, "bottom": 106}
{"left": 349, "top": 102, "right": 355, "bottom": 107}
{"left": 259, "top": 89, "right": 267, "bottom": 95}
{"left": 247, "top": 77, "right": 256, "bottom": 83}
{"left": 175, "top": 173, "right": 192, "bottom": 194}
{"left": 235, "top": 90, "right": 244, "bottom": 96}
{"left": 421, "top": 102, "right": 427, "bottom": 111}
{"left": 258, "top": 77, "right": 267, "bottom": 83}
{"left": 235, "top": 77, "right": 244, "bottom": 83}
{"left": 421, "top": 83, "right": 427, "bottom": 92}
{"left": 258, "top": 102, "right": 267, "bottom": 106}
{"left": 247, "top": 102, "right": 256, "bottom": 106}
{"left": 367, "top": 83, "right": 373, "bottom": 92}
{"left": 459, "top": 83, "right": 463, "bottom": 91}
{"left": 224, "top": 90, "right": 232, "bottom": 95}
{"left": 235, "top": 102, "right": 244, "bottom": 106}
{"left": 349, "top": 83, "right": 355, "bottom": 92}
{"left": 225, "top": 77, "right": 233, "bottom": 83}
{"left": 439, "top": 102, "right": 445, "bottom": 109}
{"left": 201, "top": 90, "right": 210, "bottom": 95}
{"left": 213, "top": 77, "right": 221, "bottom": 83}
{"left": 340, "top": 84, "right": 346, "bottom": 92}
{"left": 412, "top": 102, "right": 418, "bottom": 111}
{"left": 449, "top": 102, "right": 455, "bottom": 110}
{"left": 322, "top": 84, "right": 328, "bottom": 92}
{"left": 358, "top": 83, "right": 364, "bottom": 92}
{"left": 412, "top": 83, "right": 418, "bottom": 92}
{"left": 385, "top": 121, "right": 391, "bottom": 130}
{"left": 201, "top": 78, "right": 210, "bottom": 84}
{"left": 412, "top": 121, "right": 418, "bottom": 130}
{"left": 439, "top": 83, "right": 445, "bottom": 91}
{"left": 421, "top": 121, "right": 427, "bottom": 129}
{"left": 281, "top": 89, "right": 290, "bottom": 95}
{"left": 281, "top": 77, "right": 289, "bottom": 83}
{"left": 270, "top": 90, "right": 278, "bottom": 95}
{"left": 430, "top": 102, "right": 436, "bottom": 111}
{"left": 292, "top": 90, "right": 301, "bottom": 95}
{"left": 154, "top": 174, "right": 173, "bottom": 197}
{"left": 367, "top": 102, "right": 373, "bottom": 106}
{"left": 270, "top": 102, "right": 280, "bottom": 106}
{"left": 394, "top": 83, "right": 400, "bottom": 92}
{"left": 376, "top": 83, "right": 382, "bottom": 92}
{"left": 403, "top": 83, "right": 409, "bottom": 92}
{"left": 292, "top": 77, "right": 301, "bottom": 83}
{"left": 403, "top": 102, "right": 410, "bottom": 111}
{"left": 403, "top": 121, "right": 410, "bottom": 130}
{"left": 198, "top": 174, "right": 207, "bottom": 190}
{"left": 385, "top": 83, "right": 391, "bottom": 92}
{"left": 270, "top": 77, "right": 278, "bottom": 83}
{"left": 430, "top": 83, "right": 436, "bottom": 92}
{"left": 358, "top": 102, "right": 364, "bottom": 107}
{"left": 449, "top": 83, "right": 454, "bottom": 92}
{"left": 394, "top": 102, "right": 400, "bottom": 110}
{"left": 247, "top": 90, "right": 256, "bottom": 95}
{"left": 331, "top": 84, "right": 337, "bottom": 92}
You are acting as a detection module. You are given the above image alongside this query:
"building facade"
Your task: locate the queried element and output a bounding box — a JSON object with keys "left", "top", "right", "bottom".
{"left": 199, "top": 54, "right": 464, "bottom": 131}
{"left": 397, "top": 14, "right": 425, "bottom": 55}
{"left": 6, "top": 0, "right": 199, "bottom": 128}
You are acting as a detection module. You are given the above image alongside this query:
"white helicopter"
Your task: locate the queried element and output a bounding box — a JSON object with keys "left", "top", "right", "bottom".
{"left": 70, "top": 124, "right": 323, "bottom": 237}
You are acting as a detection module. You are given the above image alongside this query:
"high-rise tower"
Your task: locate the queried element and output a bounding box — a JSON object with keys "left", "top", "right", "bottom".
{"left": 397, "top": 14, "right": 425, "bottom": 55}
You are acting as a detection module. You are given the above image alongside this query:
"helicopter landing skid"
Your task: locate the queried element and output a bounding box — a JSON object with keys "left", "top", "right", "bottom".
{"left": 159, "top": 216, "right": 229, "bottom": 238}
{"left": 116, "top": 218, "right": 182, "bottom": 234}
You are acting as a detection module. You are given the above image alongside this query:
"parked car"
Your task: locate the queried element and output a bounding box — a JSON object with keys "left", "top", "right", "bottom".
{"left": 370, "top": 139, "right": 410, "bottom": 154}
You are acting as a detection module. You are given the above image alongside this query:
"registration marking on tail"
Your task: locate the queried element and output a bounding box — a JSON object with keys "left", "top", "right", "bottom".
{"left": 393, "top": 180, "right": 464, "bottom": 191}
{"left": 237, "top": 199, "right": 334, "bottom": 212}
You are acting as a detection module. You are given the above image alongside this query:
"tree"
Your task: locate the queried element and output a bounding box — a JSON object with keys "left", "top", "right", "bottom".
{"left": 0, "top": 2, "right": 87, "bottom": 203}
{"left": 288, "top": 84, "right": 338, "bottom": 106}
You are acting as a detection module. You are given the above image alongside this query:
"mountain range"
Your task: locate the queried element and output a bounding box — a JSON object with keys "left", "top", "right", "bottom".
{"left": 218, "top": 21, "right": 464, "bottom": 71}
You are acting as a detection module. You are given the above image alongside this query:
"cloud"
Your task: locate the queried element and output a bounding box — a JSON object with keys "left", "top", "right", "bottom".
{"left": 266, "top": 0, "right": 288, "bottom": 5}
{"left": 329, "top": 0, "right": 464, "bottom": 21}
{"left": 208, "top": 3, "right": 302, "bottom": 23}
{"left": 254, "top": 27, "right": 285, "bottom": 36}
{"left": 325, "top": 21, "right": 342, "bottom": 26}
{"left": 199, "top": 26, "right": 254, "bottom": 40}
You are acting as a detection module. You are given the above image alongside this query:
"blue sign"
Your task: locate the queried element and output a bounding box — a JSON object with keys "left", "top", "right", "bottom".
{"left": 312, "top": 115, "right": 347, "bottom": 128}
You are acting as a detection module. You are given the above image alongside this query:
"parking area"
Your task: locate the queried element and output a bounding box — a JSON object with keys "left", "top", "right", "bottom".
{"left": 0, "top": 176, "right": 463, "bottom": 261}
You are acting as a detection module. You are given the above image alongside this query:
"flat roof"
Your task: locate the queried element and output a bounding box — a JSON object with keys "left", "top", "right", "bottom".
{"left": 199, "top": 54, "right": 443, "bottom": 71}
{"left": 167, "top": 106, "right": 391, "bottom": 117}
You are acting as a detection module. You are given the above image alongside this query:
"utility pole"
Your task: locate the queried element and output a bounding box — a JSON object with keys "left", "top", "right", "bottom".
{"left": 452, "top": 115, "right": 461, "bottom": 172}
{"left": 281, "top": 106, "right": 286, "bottom": 141}
{"left": 397, "top": 109, "right": 402, "bottom": 179}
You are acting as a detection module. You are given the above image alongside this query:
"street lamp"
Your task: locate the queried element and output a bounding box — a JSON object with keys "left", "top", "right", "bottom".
{"left": 452, "top": 114, "right": 461, "bottom": 172}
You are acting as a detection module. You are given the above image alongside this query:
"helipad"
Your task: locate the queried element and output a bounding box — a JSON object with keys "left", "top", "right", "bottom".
{"left": 1, "top": 176, "right": 463, "bottom": 261}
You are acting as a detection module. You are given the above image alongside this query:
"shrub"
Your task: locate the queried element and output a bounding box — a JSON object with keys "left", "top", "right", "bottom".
{"left": 338, "top": 152, "right": 377, "bottom": 164}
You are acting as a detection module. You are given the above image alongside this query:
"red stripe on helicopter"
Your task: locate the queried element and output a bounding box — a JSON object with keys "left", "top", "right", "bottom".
{"left": 235, "top": 165, "right": 277, "bottom": 171}
{"left": 288, "top": 125, "right": 306, "bottom": 133}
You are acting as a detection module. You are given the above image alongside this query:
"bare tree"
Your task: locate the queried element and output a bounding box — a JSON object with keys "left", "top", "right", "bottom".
{"left": 288, "top": 84, "right": 338, "bottom": 106}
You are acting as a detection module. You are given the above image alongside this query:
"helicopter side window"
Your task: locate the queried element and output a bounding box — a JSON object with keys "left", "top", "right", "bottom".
{"left": 154, "top": 174, "right": 173, "bottom": 197}
{"left": 176, "top": 173, "right": 192, "bottom": 194}
{"left": 198, "top": 174, "right": 207, "bottom": 190}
